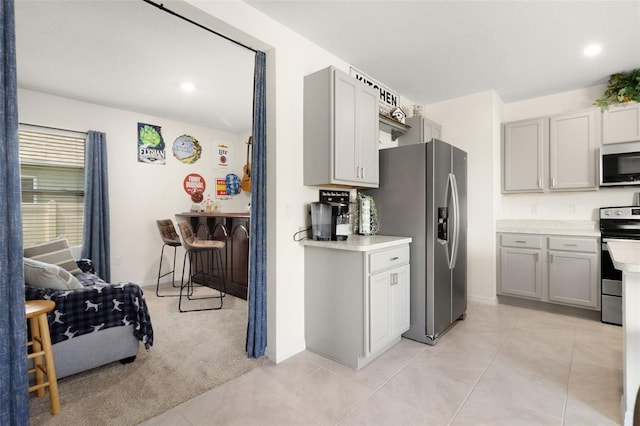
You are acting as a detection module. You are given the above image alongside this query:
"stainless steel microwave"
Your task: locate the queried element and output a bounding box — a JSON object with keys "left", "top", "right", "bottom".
{"left": 600, "top": 141, "right": 640, "bottom": 187}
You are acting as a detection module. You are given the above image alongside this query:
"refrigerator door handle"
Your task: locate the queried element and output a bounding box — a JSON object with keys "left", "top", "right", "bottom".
{"left": 449, "top": 173, "right": 460, "bottom": 270}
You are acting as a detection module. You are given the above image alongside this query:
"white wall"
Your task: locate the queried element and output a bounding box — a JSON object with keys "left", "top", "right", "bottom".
{"left": 502, "top": 85, "right": 638, "bottom": 221}
{"left": 175, "top": 0, "right": 358, "bottom": 362}
{"left": 424, "top": 91, "right": 503, "bottom": 303}
{"left": 18, "top": 88, "right": 250, "bottom": 285}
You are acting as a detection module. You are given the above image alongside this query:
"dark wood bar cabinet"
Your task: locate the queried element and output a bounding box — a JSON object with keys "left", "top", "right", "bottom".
{"left": 176, "top": 212, "right": 250, "bottom": 300}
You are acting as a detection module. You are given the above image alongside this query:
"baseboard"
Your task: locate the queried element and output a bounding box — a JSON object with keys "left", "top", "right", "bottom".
{"left": 468, "top": 294, "right": 498, "bottom": 305}
{"left": 498, "top": 295, "right": 601, "bottom": 321}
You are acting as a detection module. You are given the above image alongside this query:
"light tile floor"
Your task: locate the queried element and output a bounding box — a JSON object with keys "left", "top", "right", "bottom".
{"left": 141, "top": 302, "right": 623, "bottom": 425}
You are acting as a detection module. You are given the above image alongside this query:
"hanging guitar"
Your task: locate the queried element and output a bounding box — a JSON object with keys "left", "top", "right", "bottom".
{"left": 241, "top": 136, "right": 252, "bottom": 192}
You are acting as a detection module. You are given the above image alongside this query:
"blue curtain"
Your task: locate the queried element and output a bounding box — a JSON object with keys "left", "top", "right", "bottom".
{"left": 81, "top": 131, "right": 111, "bottom": 282}
{"left": 0, "top": 0, "right": 29, "bottom": 424}
{"left": 246, "top": 50, "right": 267, "bottom": 358}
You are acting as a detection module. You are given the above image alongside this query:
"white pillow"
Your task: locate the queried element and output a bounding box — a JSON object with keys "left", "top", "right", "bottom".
{"left": 24, "top": 257, "right": 83, "bottom": 290}
{"left": 23, "top": 235, "right": 82, "bottom": 275}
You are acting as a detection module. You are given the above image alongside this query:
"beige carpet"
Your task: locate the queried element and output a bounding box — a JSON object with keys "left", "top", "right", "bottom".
{"left": 29, "top": 283, "right": 267, "bottom": 425}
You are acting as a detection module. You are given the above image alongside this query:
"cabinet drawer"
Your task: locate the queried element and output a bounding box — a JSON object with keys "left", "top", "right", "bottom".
{"left": 548, "top": 237, "right": 597, "bottom": 253}
{"left": 369, "top": 245, "right": 410, "bottom": 274}
{"left": 500, "top": 234, "right": 543, "bottom": 249}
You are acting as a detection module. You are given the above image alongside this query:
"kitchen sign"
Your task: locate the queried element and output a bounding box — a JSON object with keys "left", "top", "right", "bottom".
{"left": 350, "top": 67, "right": 399, "bottom": 109}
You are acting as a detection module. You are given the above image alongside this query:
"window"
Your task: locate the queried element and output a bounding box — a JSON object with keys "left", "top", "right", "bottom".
{"left": 19, "top": 126, "right": 86, "bottom": 247}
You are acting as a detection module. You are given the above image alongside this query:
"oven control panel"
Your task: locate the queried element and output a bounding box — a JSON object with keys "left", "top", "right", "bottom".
{"left": 600, "top": 206, "right": 640, "bottom": 219}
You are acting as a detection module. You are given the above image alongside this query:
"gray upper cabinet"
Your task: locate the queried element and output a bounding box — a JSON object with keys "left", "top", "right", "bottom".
{"left": 549, "top": 109, "right": 598, "bottom": 190}
{"left": 502, "top": 118, "right": 546, "bottom": 193}
{"left": 304, "top": 66, "right": 379, "bottom": 188}
{"left": 399, "top": 116, "right": 442, "bottom": 145}
{"left": 502, "top": 108, "right": 600, "bottom": 193}
{"left": 602, "top": 102, "right": 640, "bottom": 145}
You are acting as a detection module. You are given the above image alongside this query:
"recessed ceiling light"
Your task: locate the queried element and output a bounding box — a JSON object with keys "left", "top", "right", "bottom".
{"left": 180, "top": 81, "right": 196, "bottom": 92}
{"left": 583, "top": 43, "right": 602, "bottom": 57}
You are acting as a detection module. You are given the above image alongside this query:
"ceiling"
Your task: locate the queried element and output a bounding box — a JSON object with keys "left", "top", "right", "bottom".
{"left": 14, "top": 1, "right": 640, "bottom": 135}
{"left": 14, "top": 0, "right": 255, "bottom": 133}
{"left": 246, "top": 0, "right": 640, "bottom": 105}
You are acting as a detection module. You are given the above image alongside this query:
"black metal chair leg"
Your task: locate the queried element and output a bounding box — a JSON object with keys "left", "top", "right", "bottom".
{"left": 156, "top": 243, "right": 180, "bottom": 297}
{"left": 178, "top": 248, "right": 224, "bottom": 312}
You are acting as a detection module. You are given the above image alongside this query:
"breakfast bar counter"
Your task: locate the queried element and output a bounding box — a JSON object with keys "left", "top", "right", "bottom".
{"left": 607, "top": 240, "right": 640, "bottom": 426}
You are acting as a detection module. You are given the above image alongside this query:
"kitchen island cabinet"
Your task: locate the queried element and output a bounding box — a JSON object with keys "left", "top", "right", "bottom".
{"left": 304, "top": 66, "right": 379, "bottom": 188}
{"left": 176, "top": 212, "right": 249, "bottom": 300}
{"left": 301, "top": 235, "right": 411, "bottom": 370}
{"left": 601, "top": 240, "right": 640, "bottom": 425}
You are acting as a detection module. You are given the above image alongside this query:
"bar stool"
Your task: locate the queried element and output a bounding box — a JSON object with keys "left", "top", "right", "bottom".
{"left": 176, "top": 221, "right": 226, "bottom": 312}
{"left": 26, "top": 300, "right": 60, "bottom": 415}
{"left": 155, "top": 219, "right": 182, "bottom": 297}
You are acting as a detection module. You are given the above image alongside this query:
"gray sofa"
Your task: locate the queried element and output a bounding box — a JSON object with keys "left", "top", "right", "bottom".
{"left": 24, "top": 261, "right": 153, "bottom": 378}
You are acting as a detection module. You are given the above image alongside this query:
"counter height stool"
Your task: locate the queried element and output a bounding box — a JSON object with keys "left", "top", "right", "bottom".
{"left": 26, "top": 300, "right": 60, "bottom": 415}
{"left": 156, "top": 219, "right": 182, "bottom": 297}
{"left": 176, "top": 221, "right": 226, "bottom": 312}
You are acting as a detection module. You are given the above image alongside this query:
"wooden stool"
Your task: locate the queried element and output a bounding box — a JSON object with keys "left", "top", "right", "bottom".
{"left": 26, "top": 300, "right": 60, "bottom": 415}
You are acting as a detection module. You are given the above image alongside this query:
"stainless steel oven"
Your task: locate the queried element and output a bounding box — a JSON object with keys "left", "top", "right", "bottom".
{"left": 599, "top": 206, "right": 640, "bottom": 325}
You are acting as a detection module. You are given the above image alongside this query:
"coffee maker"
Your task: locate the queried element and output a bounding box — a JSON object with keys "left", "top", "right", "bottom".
{"left": 311, "top": 190, "right": 352, "bottom": 241}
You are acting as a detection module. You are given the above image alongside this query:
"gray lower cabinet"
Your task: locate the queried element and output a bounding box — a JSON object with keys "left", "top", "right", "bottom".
{"left": 304, "top": 243, "right": 410, "bottom": 369}
{"left": 499, "top": 234, "right": 543, "bottom": 299}
{"left": 547, "top": 237, "right": 598, "bottom": 309}
{"left": 498, "top": 233, "right": 599, "bottom": 310}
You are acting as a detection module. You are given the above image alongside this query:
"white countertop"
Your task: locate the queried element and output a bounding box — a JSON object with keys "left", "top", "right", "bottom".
{"left": 607, "top": 240, "right": 640, "bottom": 273}
{"left": 496, "top": 219, "right": 600, "bottom": 237}
{"left": 300, "top": 234, "right": 412, "bottom": 251}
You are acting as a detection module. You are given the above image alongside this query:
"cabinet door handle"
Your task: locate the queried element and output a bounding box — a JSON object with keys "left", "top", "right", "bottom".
{"left": 563, "top": 243, "right": 578, "bottom": 247}
{"left": 390, "top": 256, "right": 399, "bottom": 261}
{"left": 549, "top": 253, "right": 553, "bottom": 263}
{"left": 515, "top": 240, "right": 527, "bottom": 243}
{"left": 390, "top": 273, "right": 398, "bottom": 285}
{"left": 361, "top": 167, "right": 365, "bottom": 179}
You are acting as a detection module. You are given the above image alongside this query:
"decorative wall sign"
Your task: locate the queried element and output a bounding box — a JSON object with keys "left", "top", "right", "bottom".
{"left": 216, "top": 143, "right": 232, "bottom": 169}
{"left": 226, "top": 173, "right": 240, "bottom": 195}
{"left": 172, "top": 134, "right": 202, "bottom": 164}
{"left": 349, "top": 67, "right": 399, "bottom": 110}
{"left": 183, "top": 173, "right": 206, "bottom": 195}
{"left": 137, "top": 122, "right": 166, "bottom": 164}
{"left": 215, "top": 178, "right": 231, "bottom": 200}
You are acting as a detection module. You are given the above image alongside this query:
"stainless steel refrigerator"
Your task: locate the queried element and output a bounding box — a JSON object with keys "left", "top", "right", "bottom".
{"left": 363, "top": 139, "right": 467, "bottom": 345}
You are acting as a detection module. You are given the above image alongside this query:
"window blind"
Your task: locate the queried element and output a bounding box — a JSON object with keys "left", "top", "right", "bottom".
{"left": 19, "top": 128, "right": 86, "bottom": 247}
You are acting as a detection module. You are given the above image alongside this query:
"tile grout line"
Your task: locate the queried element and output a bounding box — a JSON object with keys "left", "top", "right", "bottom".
{"left": 446, "top": 327, "right": 514, "bottom": 425}
{"left": 334, "top": 344, "right": 428, "bottom": 425}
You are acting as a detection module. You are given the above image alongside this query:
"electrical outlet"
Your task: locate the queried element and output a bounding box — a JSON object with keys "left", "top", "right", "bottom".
{"left": 114, "top": 256, "right": 121, "bottom": 266}
{"left": 569, "top": 204, "right": 576, "bottom": 214}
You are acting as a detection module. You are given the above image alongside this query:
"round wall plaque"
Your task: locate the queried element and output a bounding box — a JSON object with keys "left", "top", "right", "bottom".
{"left": 172, "top": 134, "right": 202, "bottom": 164}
